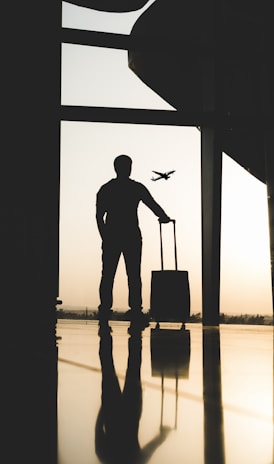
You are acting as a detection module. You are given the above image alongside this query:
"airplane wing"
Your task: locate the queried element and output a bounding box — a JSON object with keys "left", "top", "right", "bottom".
{"left": 152, "top": 171, "right": 164, "bottom": 176}
{"left": 166, "top": 170, "right": 175, "bottom": 175}
{"left": 151, "top": 176, "right": 161, "bottom": 181}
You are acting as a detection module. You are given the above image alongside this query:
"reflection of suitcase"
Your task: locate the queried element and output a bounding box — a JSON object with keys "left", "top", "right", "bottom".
{"left": 150, "top": 327, "right": 191, "bottom": 429}
{"left": 150, "top": 327, "right": 191, "bottom": 378}
{"left": 150, "top": 220, "right": 190, "bottom": 324}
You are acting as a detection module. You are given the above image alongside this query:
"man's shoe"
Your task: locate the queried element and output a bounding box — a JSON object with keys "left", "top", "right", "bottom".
{"left": 127, "top": 311, "right": 150, "bottom": 334}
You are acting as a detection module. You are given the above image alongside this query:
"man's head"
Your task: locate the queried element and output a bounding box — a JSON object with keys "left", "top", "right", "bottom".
{"left": 114, "top": 155, "right": 132, "bottom": 178}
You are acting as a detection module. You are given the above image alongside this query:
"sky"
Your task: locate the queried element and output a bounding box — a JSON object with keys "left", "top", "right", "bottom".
{"left": 59, "top": 1, "right": 272, "bottom": 315}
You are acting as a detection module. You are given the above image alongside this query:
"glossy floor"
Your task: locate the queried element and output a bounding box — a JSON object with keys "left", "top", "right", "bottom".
{"left": 56, "top": 321, "right": 273, "bottom": 464}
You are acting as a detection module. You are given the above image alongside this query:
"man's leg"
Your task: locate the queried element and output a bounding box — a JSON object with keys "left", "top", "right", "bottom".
{"left": 123, "top": 237, "right": 143, "bottom": 312}
{"left": 123, "top": 237, "right": 149, "bottom": 331}
{"left": 99, "top": 240, "right": 121, "bottom": 315}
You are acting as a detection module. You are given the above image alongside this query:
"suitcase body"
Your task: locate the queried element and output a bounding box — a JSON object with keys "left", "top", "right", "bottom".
{"left": 150, "top": 220, "right": 190, "bottom": 323}
{"left": 150, "top": 270, "right": 190, "bottom": 322}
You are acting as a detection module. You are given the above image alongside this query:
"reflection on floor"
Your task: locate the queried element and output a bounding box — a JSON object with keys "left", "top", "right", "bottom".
{"left": 56, "top": 321, "right": 273, "bottom": 464}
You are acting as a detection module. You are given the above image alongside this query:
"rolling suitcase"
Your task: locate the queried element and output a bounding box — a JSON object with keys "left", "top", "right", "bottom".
{"left": 150, "top": 220, "right": 190, "bottom": 324}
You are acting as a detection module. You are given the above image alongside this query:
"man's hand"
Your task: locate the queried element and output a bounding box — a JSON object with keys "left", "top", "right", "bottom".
{"left": 159, "top": 214, "right": 171, "bottom": 224}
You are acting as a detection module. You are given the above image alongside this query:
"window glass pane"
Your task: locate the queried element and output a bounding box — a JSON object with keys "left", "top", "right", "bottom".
{"left": 62, "top": 0, "right": 156, "bottom": 34}
{"left": 61, "top": 43, "right": 174, "bottom": 109}
{"left": 60, "top": 121, "right": 202, "bottom": 312}
{"left": 59, "top": 121, "right": 272, "bottom": 316}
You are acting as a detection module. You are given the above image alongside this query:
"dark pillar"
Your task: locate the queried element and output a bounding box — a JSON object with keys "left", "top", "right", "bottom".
{"left": 2, "top": 2, "right": 61, "bottom": 463}
{"left": 201, "top": 129, "right": 222, "bottom": 325}
{"left": 200, "top": 0, "right": 223, "bottom": 326}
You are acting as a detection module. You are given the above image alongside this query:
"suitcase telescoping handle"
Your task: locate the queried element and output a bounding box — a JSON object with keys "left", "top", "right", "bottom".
{"left": 159, "top": 219, "right": 178, "bottom": 271}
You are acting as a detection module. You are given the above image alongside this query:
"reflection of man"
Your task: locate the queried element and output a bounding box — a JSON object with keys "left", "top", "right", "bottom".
{"left": 95, "top": 326, "right": 171, "bottom": 464}
{"left": 96, "top": 155, "right": 170, "bottom": 328}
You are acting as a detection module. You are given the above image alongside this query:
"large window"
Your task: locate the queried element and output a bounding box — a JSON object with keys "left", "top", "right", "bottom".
{"left": 60, "top": 1, "right": 272, "bottom": 316}
{"left": 59, "top": 121, "right": 202, "bottom": 311}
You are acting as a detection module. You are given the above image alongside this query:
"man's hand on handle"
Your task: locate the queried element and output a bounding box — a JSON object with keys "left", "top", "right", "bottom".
{"left": 158, "top": 214, "right": 171, "bottom": 224}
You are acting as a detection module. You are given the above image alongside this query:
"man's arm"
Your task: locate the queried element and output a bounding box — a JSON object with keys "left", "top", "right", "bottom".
{"left": 141, "top": 186, "right": 171, "bottom": 223}
{"left": 96, "top": 210, "right": 106, "bottom": 240}
{"left": 96, "top": 192, "right": 106, "bottom": 240}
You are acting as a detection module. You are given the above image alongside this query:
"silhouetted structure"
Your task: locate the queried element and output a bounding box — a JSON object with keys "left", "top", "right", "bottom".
{"left": 3, "top": 3, "right": 61, "bottom": 463}
{"left": 96, "top": 154, "right": 170, "bottom": 323}
{"left": 3, "top": 1, "right": 273, "bottom": 462}
{"left": 128, "top": 0, "right": 274, "bottom": 325}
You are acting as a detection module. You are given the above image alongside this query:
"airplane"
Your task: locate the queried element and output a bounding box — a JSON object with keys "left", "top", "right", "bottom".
{"left": 151, "top": 170, "right": 175, "bottom": 181}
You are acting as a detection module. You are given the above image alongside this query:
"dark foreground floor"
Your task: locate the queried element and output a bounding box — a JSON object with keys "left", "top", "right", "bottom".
{"left": 56, "top": 321, "right": 273, "bottom": 464}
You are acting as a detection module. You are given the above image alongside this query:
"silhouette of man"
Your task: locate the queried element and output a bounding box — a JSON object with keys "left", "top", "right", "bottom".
{"left": 96, "top": 154, "right": 170, "bottom": 327}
